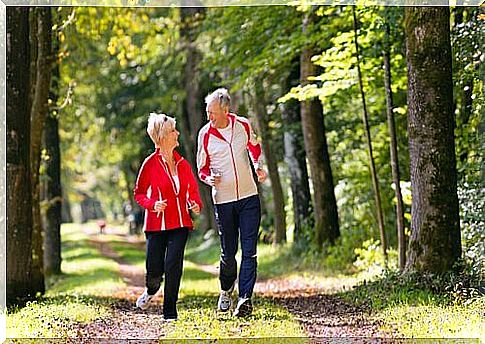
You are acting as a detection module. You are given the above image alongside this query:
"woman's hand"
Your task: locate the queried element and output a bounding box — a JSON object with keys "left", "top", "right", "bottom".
{"left": 154, "top": 199, "right": 167, "bottom": 213}
{"left": 189, "top": 200, "right": 200, "bottom": 215}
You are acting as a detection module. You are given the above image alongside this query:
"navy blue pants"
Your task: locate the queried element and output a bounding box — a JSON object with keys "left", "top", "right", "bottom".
{"left": 215, "top": 195, "right": 261, "bottom": 299}
{"left": 145, "top": 227, "right": 188, "bottom": 318}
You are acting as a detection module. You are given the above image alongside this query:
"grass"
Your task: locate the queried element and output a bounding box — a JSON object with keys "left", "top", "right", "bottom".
{"left": 6, "top": 223, "right": 125, "bottom": 338}
{"left": 101, "top": 228, "right": 307, "bottom": 338}
{"left": 339, "top": 270, "right": 485, "bottom": 340}
{"left": 7, "top": 223, "right": 307, "bottom": 339}
{"left": 379, "top": 297, "right": 485, "bottom": 339}
{"left": 8, "top": 222, "right": 483, "bottom": 340}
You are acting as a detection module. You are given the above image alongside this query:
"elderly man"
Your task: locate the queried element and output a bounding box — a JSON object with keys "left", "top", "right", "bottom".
{"left": 197, "top": 88, "right": 267, "bottom": 317}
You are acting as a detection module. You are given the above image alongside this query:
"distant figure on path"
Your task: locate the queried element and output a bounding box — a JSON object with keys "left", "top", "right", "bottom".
{"left": 134, "top": 113, "right": 202, "bottom": 321}
{"left": 197, "top": 88, "right": 267, "bottom": 317}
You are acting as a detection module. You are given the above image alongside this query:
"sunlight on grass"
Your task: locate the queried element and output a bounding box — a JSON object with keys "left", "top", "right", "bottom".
{"left": 47, "top": 223, "right": 125, "bottom": 297}
{"left": 166, "top": 297, "right": 306, "bottom": 339}
{"left": 7, "top": 223, "right": 124, "bottom": 338}
{"left": 379, "top": 297, "right": 485, "bottom": 339}
{"left": 7, "top": 298, "right": 108, "bottom": 338}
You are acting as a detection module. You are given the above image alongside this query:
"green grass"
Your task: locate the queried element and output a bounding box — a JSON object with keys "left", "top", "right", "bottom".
{"left": 378, "top": 297, "right": 485, "bottom": 339}
{"left": 166, "top": 296, "right": 305, "bottom": 339}
{"left": 339, "top": 271, "right": 485, "bottom": 340}
{"left": 102, "top": 230, "right": 307, "bottom": 338}
{"left": 7, "top": 223, "right": 125, "bottom": 338}
{"left": 9, "top": 223, "right": 482, "bottom": 340}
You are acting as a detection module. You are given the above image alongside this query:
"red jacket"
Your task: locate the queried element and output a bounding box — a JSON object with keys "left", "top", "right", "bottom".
{"left": 134, "top": 149, "right": 203, "bottom": 232}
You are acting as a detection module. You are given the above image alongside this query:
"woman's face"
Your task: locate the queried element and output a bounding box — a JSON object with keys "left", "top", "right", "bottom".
{"left": 162, "top": 123, "right": 180, "bottom": 149}
{"left": 207, "top": 101, "right": 229, "bottom": 128}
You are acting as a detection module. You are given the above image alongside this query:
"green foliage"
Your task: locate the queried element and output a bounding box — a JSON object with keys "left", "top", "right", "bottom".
{"left": 353, "top": 239, "right": 398, "bottom": 275}
{"left": 458, "top": 182, "right": 485, "bottom": 276}
{"left": 57, "top": 5, "right": 481, "bottom": 279}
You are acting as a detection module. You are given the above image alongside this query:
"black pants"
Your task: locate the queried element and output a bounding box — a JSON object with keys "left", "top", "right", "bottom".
{"left": 145, "top": 227, "right": 189, "bottom": 318}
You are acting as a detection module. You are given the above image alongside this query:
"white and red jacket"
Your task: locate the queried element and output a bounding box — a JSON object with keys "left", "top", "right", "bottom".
{"left": 134, "top": 149, "right": 203, "bottom": 232}
{"left": 197, "top": 113, "right": 263, "bottom": 205}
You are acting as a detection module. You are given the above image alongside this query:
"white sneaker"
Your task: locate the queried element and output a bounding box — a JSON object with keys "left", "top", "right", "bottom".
{"left": 217, "top": 283, "right": 235, "bottom": 312}
{"left": 233, "top": 297, "right": 253, "bottom": 317}
{"left": 136, "top": 290, "right": 154, "bottom": 310}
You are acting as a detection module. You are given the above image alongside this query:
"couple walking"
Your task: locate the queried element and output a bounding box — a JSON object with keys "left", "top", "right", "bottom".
{"left": 133, "top": 88, "right": 267, "bottom": 320}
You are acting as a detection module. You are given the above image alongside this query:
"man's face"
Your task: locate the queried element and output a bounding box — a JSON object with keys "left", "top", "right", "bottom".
{"left": 207, "top": 101, "right": 228, "bottom": 128}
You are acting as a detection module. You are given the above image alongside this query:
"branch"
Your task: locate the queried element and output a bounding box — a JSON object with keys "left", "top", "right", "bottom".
{"left": 52, "top": 80, "right": 76, "bottom": 111}
{"left": 56, "top": 8, "right": 76, "bottom": 33}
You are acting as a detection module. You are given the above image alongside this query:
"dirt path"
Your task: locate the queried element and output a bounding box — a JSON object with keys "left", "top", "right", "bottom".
{"left": 76, "top": 229, "right": 388, "bottom": 341}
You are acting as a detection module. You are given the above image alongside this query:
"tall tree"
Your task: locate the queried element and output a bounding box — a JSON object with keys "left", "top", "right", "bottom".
{"left": 352, "top": 7, "right": 387, "bottom": 258}
{"left": 179, "top": 6, "right": 216, "bottom": 232}
{"left": 280, "top": 62, "right": 312, "bottom": 243}
{"left": 249, "top": 80, "right": 287, "bottom": 244}
{"left": 300, "top": 9, "right": 340, "bottom": 247}
{"left": 405, "top": 7, "right": 461, "bottom": 273}
{"left": 30, "top": 7, "right": 53, "bottom": 293}
{"left": 383, "top": 12, "right": 406, "bottom": 270}
{"left": 42, "top": 36, "right": 62, "bottom": 276}
{"left": 7, "top": 7, "right": 34, "bottom": 301}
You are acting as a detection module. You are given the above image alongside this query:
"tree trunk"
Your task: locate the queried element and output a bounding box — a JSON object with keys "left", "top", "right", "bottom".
{"left": 30, "top": 6, "right": 53, "bottom": 294}
{"left": 251, "top": 82, "right": 287, "bottom": 244}
{"left": 42, "top": 44, "right": 62, "bottom": 276}
{"left": 179, "top": 6, "right": 216, "bottom": 232}
{"left": 61, "top": 193, "right": 73, "bottom": 223}
{"left": 383, "top": 15, "right": 406, "bottom": 271}
{"left": 280, "top": 62, "right": 312, "bottom": 243}
{"left": 300, "top": 10, "right": 340, "bottom": 247}
{"left": 352, "top": 7, "right": 387, "bottom": 258}
{"left": 7, "top": 7, "right": 34, "bottom": 301}
{"left": 405, "top": 7, "right": 461, "bottom": 273}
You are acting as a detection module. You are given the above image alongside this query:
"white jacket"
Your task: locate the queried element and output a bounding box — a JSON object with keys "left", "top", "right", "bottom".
{"left": 197, "top": 113, "right": 263, "bottom": 205}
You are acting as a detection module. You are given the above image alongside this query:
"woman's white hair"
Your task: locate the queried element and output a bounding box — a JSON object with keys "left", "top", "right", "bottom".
{"left": 147, "top": 112, "right": 176, "bottom": 146}
{"left": 205, "top": 88, "right": 231, "bottom": 110}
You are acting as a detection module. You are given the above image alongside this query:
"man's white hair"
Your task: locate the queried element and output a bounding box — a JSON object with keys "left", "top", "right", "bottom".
{"left": 205, "top": 88, "right": 231, "bottom": 110}
{"left": 147, "top": 112, "right": 176, "bottom": 146}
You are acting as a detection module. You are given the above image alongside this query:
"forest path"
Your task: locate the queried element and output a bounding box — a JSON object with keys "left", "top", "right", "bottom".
{"left": 72, "top": 227, "right": 388, "bottom": 341}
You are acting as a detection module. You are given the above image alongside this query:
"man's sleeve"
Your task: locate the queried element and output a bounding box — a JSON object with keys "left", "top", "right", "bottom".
{"left": 197, "top": 129, "right": 212, "bottom": 185}
{"left": 242, "top": 118, "right": 263, "bottom": 170}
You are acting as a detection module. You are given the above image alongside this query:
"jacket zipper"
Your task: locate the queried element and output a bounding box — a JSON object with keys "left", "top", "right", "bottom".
{"left": 157, "top": 156, "right": 184, "bottom": 228}
{"left": 228, "top": 143, "right": 239, "bottom": 200}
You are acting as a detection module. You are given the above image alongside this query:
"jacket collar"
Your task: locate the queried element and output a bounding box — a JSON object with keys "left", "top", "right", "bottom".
{"left": 155, "top": 148, "right": 184, "bottom": 165}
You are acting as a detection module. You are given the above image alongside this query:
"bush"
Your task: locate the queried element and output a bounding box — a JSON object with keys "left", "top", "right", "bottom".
{"left": 458, "top": 181, "right": 484, "bottom": 279}
{"left": 353, "top": 239, "right": 398, "bottom": 276}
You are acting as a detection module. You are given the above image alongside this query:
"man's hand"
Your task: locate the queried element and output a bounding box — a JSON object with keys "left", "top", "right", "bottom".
{"left": 256, "top": 168, "right": 267, "bottom": 183}
{"left": 207, "top": 174, "right": 222, "bottom": 186}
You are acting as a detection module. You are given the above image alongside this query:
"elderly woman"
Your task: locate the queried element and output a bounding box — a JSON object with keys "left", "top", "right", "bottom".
{"left": 134, "top": 112, "right": 202, "bottom": 321}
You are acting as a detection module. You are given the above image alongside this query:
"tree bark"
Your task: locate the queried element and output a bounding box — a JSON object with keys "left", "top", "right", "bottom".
{"left": 300, "top": 10, "right": 340, "bottom": 247}
{"left": 280, "top": 62, "right": 312, "bottom": 243}
{"left": 179, "top": 6, "right": 216, "bottom": 232}
{"left": 383, "top": 15, "right": 406, "bottom": 271}
{"left": 30, "top": 6, "right": 53, "bottom": 294}
{"left": 352, "top": 7, "right": 387, "bottom": 258}
{"left": 405, "top": 7, "right": 461, "bottom": 273}
{"left": 251, "top": 82, "right": 287, "bottom": 244}
{"left": 7, "top": 7, "right": 34, "bottom": 301}
{"left": 42, "top": 43, "right": 62, "bottom": 276}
